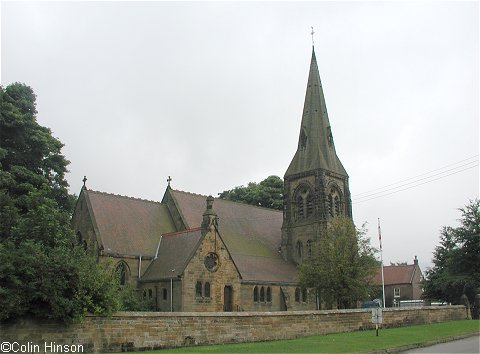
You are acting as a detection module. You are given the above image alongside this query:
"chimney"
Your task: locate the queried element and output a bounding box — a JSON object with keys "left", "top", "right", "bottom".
{"left": 201, "top": 196, "right": 218, "bottom": 236}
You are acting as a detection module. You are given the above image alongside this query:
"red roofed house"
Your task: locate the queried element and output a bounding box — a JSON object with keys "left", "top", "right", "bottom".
{"left": 374, "top": 257, "right": 424, "bottom": 307}
{"left": 72, "top": 46, "right": 353, "bottom": 312}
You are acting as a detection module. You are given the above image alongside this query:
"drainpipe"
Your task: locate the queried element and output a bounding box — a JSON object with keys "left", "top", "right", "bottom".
{"left": 138, "top": 255, "right": 142, "bottom": 279}
{"left": 170, "top": 268, "right": 175, "bottom": 312}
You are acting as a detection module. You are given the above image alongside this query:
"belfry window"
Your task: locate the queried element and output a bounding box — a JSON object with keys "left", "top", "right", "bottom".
{"left": 306, "top": 195, "right": 314, "bottom": 217}
{"left": 297, "top": 196, "right": 304, "bottom": 219}
{"left": 295, "top": 186, "right": 314, "bottom": 221}
{"left": 328, "top": 187, "right": 342, "bottom": 217}
{"left": 334, "top": 195, "right": 340, "bottom": 215}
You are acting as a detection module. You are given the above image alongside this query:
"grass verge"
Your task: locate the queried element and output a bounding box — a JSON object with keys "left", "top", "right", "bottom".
{"left": 127, "top": 320, "right": 479, "bottom": 353}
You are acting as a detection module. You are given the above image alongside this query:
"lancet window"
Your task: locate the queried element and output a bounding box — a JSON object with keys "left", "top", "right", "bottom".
{"left": 296, "top": 241, "right": 303, "bottom": 260}
{"left": 295, "top": 185, "right": 314, "bottom": 221}
{"left": 327, "top": 187, "right": 342, "bottom": 217}
{"left": 115, "top": 262, "right": 129, "bottom": 286}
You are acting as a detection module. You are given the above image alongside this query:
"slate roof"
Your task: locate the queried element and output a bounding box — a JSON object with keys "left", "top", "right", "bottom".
{"left": 84, "top": 190, "right": 176, "bottom": 257}
{"left": 373, "top": 264, "right": 420, "bottom": 285}
{"left": 141, "top": 228, "right": 203, "bottom": 281}
{"left": 168, "top": 189, "right": 298, "bottom": 283}
{"left": 285, "top": 47, "right": 347, "bottom": 178}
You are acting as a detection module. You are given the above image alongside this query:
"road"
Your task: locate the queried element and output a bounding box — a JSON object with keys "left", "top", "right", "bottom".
{"left": 403, "top": 335, "right": 479, "bottom": 353}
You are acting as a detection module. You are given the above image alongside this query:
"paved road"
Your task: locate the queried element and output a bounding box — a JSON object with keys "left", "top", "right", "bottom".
{"left": 403, "top": 335, "right": 479, "bottom": 353}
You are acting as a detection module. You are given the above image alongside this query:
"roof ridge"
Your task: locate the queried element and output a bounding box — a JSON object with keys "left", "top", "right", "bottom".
{"left": 162, "top": 227, "right": 202, "bottom": 237}
{"left": 171, "top": 188, "right": 282, "bottom": 213}
{"left": 216, "top": 197, "right": 283, "bottom": 213}
{"left": 171, "top": 189, "right": 207, "bottom": 198}
{"left": 86, "top": 189, "right": 162, "bottom": 204}
{"left": 384, "top": 264, "right": 415, "bottom": 268}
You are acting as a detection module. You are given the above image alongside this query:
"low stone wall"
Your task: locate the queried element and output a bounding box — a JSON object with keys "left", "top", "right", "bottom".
{"left": 0, "top": 306, "right": 467, "bottom": 352}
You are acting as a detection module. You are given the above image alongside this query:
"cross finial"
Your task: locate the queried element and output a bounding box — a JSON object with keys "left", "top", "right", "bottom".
{"left": 167, "top": 176, "right": 172, "bottom": 187}
{"left": 311, "top": 26, "right": 315, "bottom": 46}
{"left": 82, "top": 176, "right": 88, "bottom": 189}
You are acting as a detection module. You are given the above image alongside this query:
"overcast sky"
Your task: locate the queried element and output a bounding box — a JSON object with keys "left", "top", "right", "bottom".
{"left": 2, "top": 1, "right": 478, "bottom": 272}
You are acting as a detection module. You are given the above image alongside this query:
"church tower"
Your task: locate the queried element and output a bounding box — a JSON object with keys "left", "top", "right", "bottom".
{"left": 281, "top": 47, "right": 352, "bottom": 264}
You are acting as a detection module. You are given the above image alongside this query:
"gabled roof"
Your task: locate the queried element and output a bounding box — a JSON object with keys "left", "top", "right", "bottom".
{"left": 285, "top": 47, "right": 347, "bottom": 178}
{"left": 373, "top": 264, "right": 421, "bottom": 286}
{"left": 84, "top": 190, "right": 176, "bottom": 257}
{"left": 168, "top": 189, "right": 298, "bottom": 283}
{"left": 141, "top": 228, "right": 203, "bottom": 281}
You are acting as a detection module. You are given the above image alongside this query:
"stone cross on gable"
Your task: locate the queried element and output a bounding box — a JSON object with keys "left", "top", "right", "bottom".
{"left": 167, "top": 176, "right": 172, "bottom": 187}
{"left": 82, "top": 176, "right": 87, "bottom": 189}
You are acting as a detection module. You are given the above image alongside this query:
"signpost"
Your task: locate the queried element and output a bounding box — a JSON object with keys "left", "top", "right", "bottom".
{"left": 371, "top": 307, "right": 383, "bottom": 336}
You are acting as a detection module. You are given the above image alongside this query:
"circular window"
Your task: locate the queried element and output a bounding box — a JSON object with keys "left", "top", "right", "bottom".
{"left": 204, "top": 252, "right": 219, "bottom": 272}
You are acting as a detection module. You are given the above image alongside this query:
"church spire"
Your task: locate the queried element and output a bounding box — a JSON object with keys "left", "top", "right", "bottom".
{"left": 285, "top": 47, "right": 347, "bottom": 178}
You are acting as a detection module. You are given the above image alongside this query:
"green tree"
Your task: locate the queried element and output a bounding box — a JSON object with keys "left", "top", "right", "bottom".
{"left": 299, "top": 217, "right": 378, "bottom": 309}
{"left": 118, "top": 285, "right": 155, "bottom": 311}
{"left": 423, "top": 199, "right": 480, "bottom": 307}
{"left": 218, "top": 175, "right": 283, "bottom": 210}
{"left": 0, "top": 83, "right": 120, "bottom": 322}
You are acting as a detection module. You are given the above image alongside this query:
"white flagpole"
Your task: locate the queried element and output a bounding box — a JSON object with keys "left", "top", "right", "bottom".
{"left": 378, "top": 218, "right": 386, "bottom": 308}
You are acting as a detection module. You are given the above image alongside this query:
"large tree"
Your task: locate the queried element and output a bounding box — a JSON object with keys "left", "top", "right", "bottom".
{"left": 423, "top": 199, "right": 480, "bottom": 307}
{"left": 299, "top": 217, "right": 378, "bottom": 309}
{"left": 218, "top": 175, "right": 283, "bottom": 210}
{"left": 0, "top": 83, "right": 121, "bottom": 322}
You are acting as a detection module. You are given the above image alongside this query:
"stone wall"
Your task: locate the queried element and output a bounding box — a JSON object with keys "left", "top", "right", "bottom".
{"left": 0, "top": 306, "right": 466, "bottom": 353}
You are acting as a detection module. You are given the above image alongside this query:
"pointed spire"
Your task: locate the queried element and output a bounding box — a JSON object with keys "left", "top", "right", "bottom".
{"left": 285, "top": 47, "right": 347, "bottom": 178}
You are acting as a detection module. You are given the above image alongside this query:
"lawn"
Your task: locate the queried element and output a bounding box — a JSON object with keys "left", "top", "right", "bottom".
{"left": 128, "top": 320, "right": 479, "bottom": 353}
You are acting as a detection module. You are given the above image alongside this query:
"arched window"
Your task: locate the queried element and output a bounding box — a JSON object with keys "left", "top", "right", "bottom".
{"left": 296, "top": 241, "right": 303, "bottom": 260}
{"left": 328, "top": 194, "right": 334, "bottom": 217}
{"left": 297, "top": 195, "right": 304, "bottom": 219}
{"left": 306, "top": 240, "right": 312, "bottom": 257}
{"left": 306, "top": 194, "right": 314, "bottom": 217}
{"left": 143, "top": 290, "right": 147, "bottom": 299}
{"left": 195, "top": 281, "right": 202, "bottom": 297}
{"left": 260, "top": 287, "right": 265, "bottom": 302}
{"left": 302, "top": 288, "right": 308, "bottom": 303}
{"left": 295, "top": 288, "right": 301, "bottom": 302}
{"left": 328, "top": 187, "right": 342, "bottom": 217}
{"left": 163, "top": 288, "right": 167, "bottom": 300}
{"left": 76, "top": 231, "right": 82, "bottom": 245}
{"left": 266, "top": 287, "right": 271, "bottom": 302}
{"left": 253, "top": 286, "right": 259, "bottom": 302}
{"left": 295, "top": 185, "right": 314, "bottom": 221}
{"left": 115, "top": 262, "right": 128, "bottom": 286}
{"left": 204, "top": 282, "right": 211, "bottom": 298}
{"left": 148, "top": 289, "right": 153, "bottom": 299}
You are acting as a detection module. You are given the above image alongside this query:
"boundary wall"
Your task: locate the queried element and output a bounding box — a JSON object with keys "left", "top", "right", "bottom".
{"left": 0, "top": 306, "right": 467, "bottom": 352}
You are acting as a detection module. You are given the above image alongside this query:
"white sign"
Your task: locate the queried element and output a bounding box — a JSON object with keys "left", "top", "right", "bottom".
{"left": 371, "top": 307, "right": 383, "bottom": 324}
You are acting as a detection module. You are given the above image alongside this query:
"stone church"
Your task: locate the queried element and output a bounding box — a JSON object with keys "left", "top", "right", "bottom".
{"left": 72, "top": 46, "right": 351, "bottom": 312}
